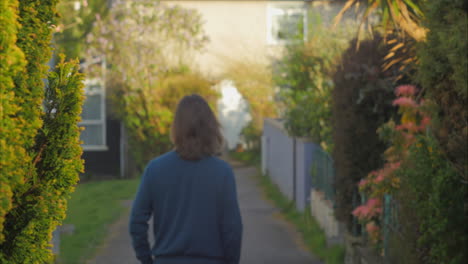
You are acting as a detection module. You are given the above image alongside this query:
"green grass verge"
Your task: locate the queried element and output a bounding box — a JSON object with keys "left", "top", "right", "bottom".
{"left": 256, "top": 173, "right": 345, "bottom": 264}
{"left": 58, "top": 178, "right": 140, "bottom": 264}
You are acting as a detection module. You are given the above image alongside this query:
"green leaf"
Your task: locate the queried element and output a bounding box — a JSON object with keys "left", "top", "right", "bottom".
{"left": 402, "top": 0, "right": 423, "bottom": 17}
{"left": 391, "top": 0, "right": 401, "bottom": 18}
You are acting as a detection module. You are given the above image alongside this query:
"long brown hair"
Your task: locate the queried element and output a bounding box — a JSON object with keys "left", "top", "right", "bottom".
{"left": 171, "top": 94, "right": 223, "bottom": 160}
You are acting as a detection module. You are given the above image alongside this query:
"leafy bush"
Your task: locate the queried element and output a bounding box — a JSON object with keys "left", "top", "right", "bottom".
{"left": 274, "top": 24, "right": 351, "bottom": 152}
{"left": 394, "top": 135, "right": 467, "bottom": 264}
{"left": 331, "top": 35, "right": 397, "bottom": 230}
{"left": 86, "top": 1, "right": 208, "bottom": 82}
{"left": 381, "top": 1, "right": 468, "bottom": 262}
{"left": 333, "top": 1, "right": 467, "bottom": 262}
{"left": 55, "top": 0, "right": 109, "bottom": 59}
{"left": 159, "top": 73, "right": 218, "bottom": 112}
{"left": 0, "top": 1, "right": 85, "bottom": 262}
{"left": 115, "top": 72, "right": 219, "bottom": 170}
{"left": 353, "top": 84, "right": 431, "bottom": 248}
{"left": 239, "top": 122, "right": 262, "bottom": 151}
{"left": 416, "top": 0, "right": 467, "bottom": 181}
{"left": 223, "top": 59, "right": 277, "bottom": 150}
{"left": 87, "top": 1, "right": 212, "bottom": 169}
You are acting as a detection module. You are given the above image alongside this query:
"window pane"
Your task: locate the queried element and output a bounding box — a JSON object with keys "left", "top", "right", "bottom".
{"left": 82, "top": 94, "right": 102, "bottom": 120}
{"left": 276, "top": 13, "right": 303, "bottom": 40}
{"left": 80, "top": 124, "right": 104, "bottom": 146}
{"left": 85, "top": 82, "right": 103, "bottom": 95}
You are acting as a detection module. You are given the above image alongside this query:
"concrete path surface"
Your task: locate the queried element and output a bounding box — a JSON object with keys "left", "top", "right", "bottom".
{"left": 87, "top": 162, "right": 322, "bottom": 264}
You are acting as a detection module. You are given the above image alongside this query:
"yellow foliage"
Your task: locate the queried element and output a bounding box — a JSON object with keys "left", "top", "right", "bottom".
{"left": 222, "top": 58, "right": 278, "bottom": 132}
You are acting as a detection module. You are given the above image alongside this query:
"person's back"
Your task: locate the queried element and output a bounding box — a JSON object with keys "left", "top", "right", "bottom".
{"left": 129, "top": 94, "right": 243, "bottom": 264}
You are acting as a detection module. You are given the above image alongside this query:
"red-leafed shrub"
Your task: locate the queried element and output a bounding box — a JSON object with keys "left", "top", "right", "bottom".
{"left": 332, "top": 34, "right": 398, "bottom": 230}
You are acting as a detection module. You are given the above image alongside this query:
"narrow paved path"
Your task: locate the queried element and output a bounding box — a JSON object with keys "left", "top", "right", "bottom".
{"left": 87, "top": 161, "right": 322, "bottom": 264}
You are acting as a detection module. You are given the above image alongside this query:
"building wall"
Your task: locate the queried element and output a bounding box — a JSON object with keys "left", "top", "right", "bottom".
{"left": 161, "top": 0, "right": 304, "bottom": 77}
{"left": 162, "top": 0, "right": 358, "bottom": 78}
{"left": 82, "top": 118, "right": 121, "bottom": 178}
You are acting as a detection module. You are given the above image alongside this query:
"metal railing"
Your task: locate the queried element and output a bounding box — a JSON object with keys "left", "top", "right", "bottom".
{"left": 383, "top": 194, "right": 400, "bottom": 258}
{"left": 358, "top": 193, "right": 400, "bottom": 258}
{"left": 311, "top": 146, "right": 335, "bottom": 203}
{"left": 308, "top": 143, "right": 401, "bottom": 260}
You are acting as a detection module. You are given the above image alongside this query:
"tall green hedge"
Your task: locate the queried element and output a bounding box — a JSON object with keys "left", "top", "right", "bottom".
{"left": 14, "top": 0, "right": 60, "bottom": 150}
{"left": 0, "top": 0, "right": 85, "bottom": 262}
{"left": 0, "top": 0, "right": 27, "bottom": 245}
{"left": 388, "top": 0, "right": 468, "bottom": 263}
{"left": 393, "top": 135, "right": 467, "bottom": 264}
{"left": 416, "top": 0, "right": 467, "bottom": 180}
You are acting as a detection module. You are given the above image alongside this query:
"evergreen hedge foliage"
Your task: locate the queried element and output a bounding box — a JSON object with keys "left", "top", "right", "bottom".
{"left": 393, "top": 136, "right": 467, "bottom": 264}
{"left": 416, "top": 0, "right": 468, "bottom": 180}
{"left": 0, "top": 0, "right": 85, "bottom": 262}
{"left": 0, "top": 0, "right": 27, "bottom": 245}
{"left": 14, "top": 0, "right": 59, "bottom": 150}
{"left": 387, "top": 0, "right": 468, "bottom": 262}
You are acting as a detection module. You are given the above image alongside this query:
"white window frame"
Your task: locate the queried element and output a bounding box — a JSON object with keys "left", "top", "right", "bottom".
{"left": 267, "top": 3, "right": 308, "bottom": 45}
{"left": 80, "top": 77, "right": 108, "bottom": 151}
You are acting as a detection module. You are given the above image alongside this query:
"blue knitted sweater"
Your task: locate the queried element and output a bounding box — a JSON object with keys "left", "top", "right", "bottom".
{"left": 129, "top": 151, "right": 242, "bottom": 264}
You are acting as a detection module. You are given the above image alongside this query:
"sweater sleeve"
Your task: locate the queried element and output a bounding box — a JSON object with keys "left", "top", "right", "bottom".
{"left": 129, "top": 166, "right": 153, "bottom": 264}
{"left": 221, "top": 166, "right": 243, "bottom": 264}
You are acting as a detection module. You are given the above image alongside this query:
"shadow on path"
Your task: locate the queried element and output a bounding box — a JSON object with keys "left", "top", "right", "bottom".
{"left": 87, "top": 160, "right": 322, "bottom": 264}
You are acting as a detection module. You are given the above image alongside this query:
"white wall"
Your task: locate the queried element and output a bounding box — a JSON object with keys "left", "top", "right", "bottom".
{"left": 161, "top": 0, "right": 302, "bottom": 77}
{"left": 161, "top": 0, "right": 359, "bottom": 78}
